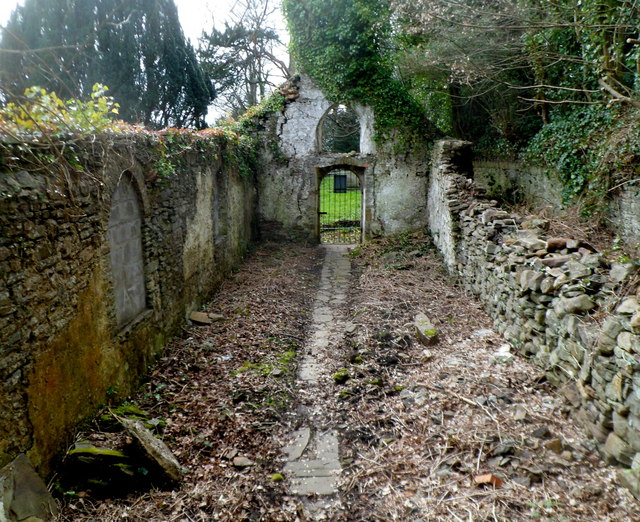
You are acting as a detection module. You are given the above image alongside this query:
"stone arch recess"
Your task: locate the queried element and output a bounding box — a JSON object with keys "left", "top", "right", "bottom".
{"left": 316, "top": 104, "right": 362, "bottom": 154}
{"left": 107, "top": 172, "right": 147, "bottom": 328}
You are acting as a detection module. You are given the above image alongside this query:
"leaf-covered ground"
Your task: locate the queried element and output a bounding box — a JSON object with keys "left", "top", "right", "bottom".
{"left": 56, "top": 236, "right": 640, "bottom": 521}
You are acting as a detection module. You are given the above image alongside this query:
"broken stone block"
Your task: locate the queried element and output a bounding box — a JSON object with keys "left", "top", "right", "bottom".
{"left": 189, "top": 311, "right": 225, "bottom": 325}
{"left": 611, "top": 263, "right": 637, "bottom": 283}
{"left": 519, "top": 270, "right": 544, "bottom": 292}
{"left": 0, "top": 454, "right": 58, "bottom": 522}
{"left": 232, "top": 456, "right": 255, "bottom": 468}
{"left": 604, "top": 432, "right": 635, "bottom": 466}
{"left": 546, "top": 237, "right": 569, "bottom": 252}
{"left": 544, "top": 438, "right": 564, "bottom": 454}
{"left": 554, "top": 295, "right": 595, "bottom": 318}
{"left": 414, "top": 313, "right": 439, "bottom": 346}
{"left": 541, "top": 255, "right": 574, "bottom": 268}
{"left": 566, "top": 260, "right": 592, "bottom": 280}
{"left": 517, "top": 236, "right": 547, "bottom": 251}
{"left": 618, "top": 297, "right": 640, "bottom": 315}
{"left": 119, "top": 417, "right": 181, "bottom": 484}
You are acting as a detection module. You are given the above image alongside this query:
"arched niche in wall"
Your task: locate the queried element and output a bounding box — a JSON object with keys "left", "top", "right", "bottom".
{"left": 317, "top": 104, "right": 361, "bottom": 154}
{"left": 107, "top": 174, "right": 147, "bottom": 328}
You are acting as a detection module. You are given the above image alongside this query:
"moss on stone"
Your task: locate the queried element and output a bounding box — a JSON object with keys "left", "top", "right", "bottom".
{"left": 332, "top": 369, "right": 350, "bottom": 385}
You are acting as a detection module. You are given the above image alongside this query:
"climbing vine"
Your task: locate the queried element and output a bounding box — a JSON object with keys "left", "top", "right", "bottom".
{"left": 0, "top": 83, "right": 251, "bottom": 185}
{"left": 524, "top": 104, "right": 640, "bottom": 215}
{"left": 282, "top": 0, "right": 440, "bottom": 146}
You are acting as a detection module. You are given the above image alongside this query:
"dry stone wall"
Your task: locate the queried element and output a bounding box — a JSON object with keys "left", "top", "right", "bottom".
{"left": 474, "top": 160, "right": 640, "bottom": 250}
{"left": 429, "top": 140, "right": 640, "bottom": 497}
{"left": 0, "top": 136, "right": 255, "bottom": 473}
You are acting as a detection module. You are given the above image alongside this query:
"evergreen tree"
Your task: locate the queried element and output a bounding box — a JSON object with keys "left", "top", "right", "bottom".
{"left": 0, "top": 0, "right": 215, "bottom": 128}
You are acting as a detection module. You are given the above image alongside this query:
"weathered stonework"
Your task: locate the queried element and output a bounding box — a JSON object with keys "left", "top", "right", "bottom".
{"left": 430, "top": 140, "right": 640, "bottom": 496}
{"left": 0, "top": 136, "right": 255, "bottom": 473}
{"left": 256, "top": 75, "right": 432, "bottom": 242}
{"left": 474, "top": 160, "right": 640, "bottom": 249}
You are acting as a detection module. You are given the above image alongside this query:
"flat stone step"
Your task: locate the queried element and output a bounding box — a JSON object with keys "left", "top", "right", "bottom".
{"left": 289, "top": 475, "right": 338, "bottom": 496}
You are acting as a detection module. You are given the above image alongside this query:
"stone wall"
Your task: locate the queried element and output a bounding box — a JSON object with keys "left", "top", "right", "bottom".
{"left": 429, "top": 140, "right": 640, "bottom": 496}
{"left": 473, "top": 160, "right": 640, "bottom": 250}
{"left": 256, "top": 75, "right": 432, "bottom": 242}
{"left": 0, "top": 136, "right": 255, "bottom": 473}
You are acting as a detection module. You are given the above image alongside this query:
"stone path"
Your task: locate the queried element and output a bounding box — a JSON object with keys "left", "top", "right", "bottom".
{"left": 282, "top": 245, "right": 351, "bottom": 517}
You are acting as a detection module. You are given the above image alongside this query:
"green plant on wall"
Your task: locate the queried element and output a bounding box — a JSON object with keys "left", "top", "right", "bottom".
{"left": 524, "top": 104, "right": 640, "bottom": 215}
{"left": 0, "top": 83, "right": 120, "bottom": 137}
{"left": 283, "top": 0, "right": 440, "bottom": 147}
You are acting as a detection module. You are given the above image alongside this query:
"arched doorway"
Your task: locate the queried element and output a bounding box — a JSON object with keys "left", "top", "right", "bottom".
{"left": 318, "top": 168, "right": 362, "bottom": 244}
{"left": 107, "top": 174, "right": 147, "bottom": 327}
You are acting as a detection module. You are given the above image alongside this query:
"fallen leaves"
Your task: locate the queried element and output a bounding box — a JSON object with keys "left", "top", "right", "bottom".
{"left": 474, "top": 473, "right": 504, "bottom": 488}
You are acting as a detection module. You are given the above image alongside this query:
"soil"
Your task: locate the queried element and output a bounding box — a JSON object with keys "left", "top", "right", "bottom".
{"left": 56, "top": 236, "right": 640, "bottom": 521}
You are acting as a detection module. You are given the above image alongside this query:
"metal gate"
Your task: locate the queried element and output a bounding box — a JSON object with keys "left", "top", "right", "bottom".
{"left": 319, "top": 169, "right": 362, "bottom": 244}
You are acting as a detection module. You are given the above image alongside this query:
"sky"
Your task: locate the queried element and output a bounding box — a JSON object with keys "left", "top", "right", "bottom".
{"left": 0, "top": 0, "right": 287, "bottom": 43}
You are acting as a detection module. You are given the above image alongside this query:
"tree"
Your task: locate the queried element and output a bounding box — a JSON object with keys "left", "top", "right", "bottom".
{"left": 283, "top": 0, "right": 441, "bottom": 143}
{"left": 198, "top": 0, "right": 289, "bottom": 118}
{"left": 0, "top": 0, "right": 215, "bottom": 128}
{"left": 391, "top": 0, "right": 640, "bottom": 140}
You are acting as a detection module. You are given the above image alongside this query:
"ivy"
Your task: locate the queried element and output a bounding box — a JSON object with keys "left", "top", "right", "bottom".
{"left": 216, "top": 90, "right": 289, "bottom": 175}
{"left": 523, "top": 105, "right": 640, "bottom": 215}
{"left": 283, "top": 0, "right": 440, "bottom": 147}
{"left": 0, "top": 84, "right": 247, "bottom": 182}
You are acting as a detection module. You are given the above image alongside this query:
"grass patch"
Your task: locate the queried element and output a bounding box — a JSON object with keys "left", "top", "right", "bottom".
{"left": 319, "top": 176, "right": 361, "bottom": 225}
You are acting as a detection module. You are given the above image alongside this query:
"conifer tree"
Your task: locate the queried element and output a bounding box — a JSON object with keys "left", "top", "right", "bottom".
{"left": 0, "top": 0, "right": 215, "bottom": 128}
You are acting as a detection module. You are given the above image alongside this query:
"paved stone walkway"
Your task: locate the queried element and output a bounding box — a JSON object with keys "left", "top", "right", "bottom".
{"left": 282, "top": 245, "right": 351, "bottom": 517}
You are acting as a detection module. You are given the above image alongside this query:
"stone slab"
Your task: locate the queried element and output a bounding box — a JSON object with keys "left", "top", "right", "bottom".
{"left": 283, "top": 428, "right": 311, "bottom": 462}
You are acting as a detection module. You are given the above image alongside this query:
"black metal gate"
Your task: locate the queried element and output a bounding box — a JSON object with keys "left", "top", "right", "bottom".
{"left": 319, "top": 170, "right": 362, "bottom": 244}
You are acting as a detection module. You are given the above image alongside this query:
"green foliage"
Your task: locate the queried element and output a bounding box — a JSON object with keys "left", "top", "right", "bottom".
{"left": 216, "top": 91, "right": 288, "bottom": 177}
{"left": 0, "top": 0, "right": 214, "bottom": 128}
{"left": 283, "top": 0, "right": 440, "bottom": 145}
{"left": 524, "top": 104, "right": 640, "bottom": 214}
{"left": 0, "top": 83, "right": 119, "bottom": 137}
{"left": 234, "top": 92, "right": 286, "bottom": 134}
{"left": 525, "top": 105, "right": 613, "bottom": 204}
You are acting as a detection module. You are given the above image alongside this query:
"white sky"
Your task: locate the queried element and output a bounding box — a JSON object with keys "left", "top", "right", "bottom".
{"left": 0, "top": 0, "right": 287, "bottom": 43}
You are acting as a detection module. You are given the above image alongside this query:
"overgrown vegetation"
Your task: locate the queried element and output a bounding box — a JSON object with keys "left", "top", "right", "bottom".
{"left": 283, "top": 0, "right": 441, "bottom": 146}
{"left": 0, "top": 83, "right": 119, "bottom": 137}
{"left": 282, "top": 0, "right": 640, "bottom": 214}
{"left": 0, "top": 88, "right": 254, "bottom": 193}
{"left": 388, "top": 0, "right": 640, "bottom": 210}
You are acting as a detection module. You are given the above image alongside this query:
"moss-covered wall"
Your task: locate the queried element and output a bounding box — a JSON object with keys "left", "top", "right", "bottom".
{"left": 0, "top": 136, "right": 256, "bottom": 474}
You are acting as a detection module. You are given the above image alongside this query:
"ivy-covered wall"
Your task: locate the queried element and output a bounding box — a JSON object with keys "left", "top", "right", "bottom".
{"left": 0, "top": 135, "right": 255, "bottom": 473}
